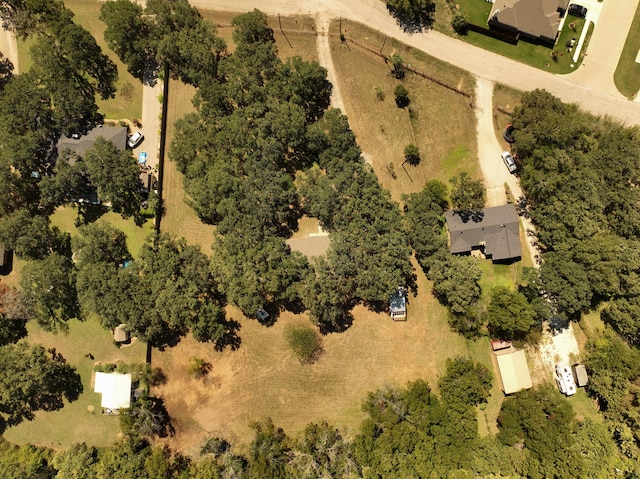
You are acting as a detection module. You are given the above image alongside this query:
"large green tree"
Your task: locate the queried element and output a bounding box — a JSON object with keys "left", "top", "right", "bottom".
{"left": 385, "top": 0, "right": 435, "bottom": 29}
{"left": 487, "top": 286, "right": 537, "bottom": 341}
{"left": 19, "top": 252, "right": 77, "bottom": 331}
{"left": 0, "top": 343, "right": 82, "bottom": 433}
{"left": 438, "top": 356, "right": 492, "bottom": 407}
{"left": 83, "top": 137, "right": 141, "bottom": 219}
{"left": 449, "top": 171, "right": 485, "bottom": 219}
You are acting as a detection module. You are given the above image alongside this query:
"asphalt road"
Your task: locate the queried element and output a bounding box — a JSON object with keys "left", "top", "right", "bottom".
{"left": 189, "top": 0, "right": 640, "bottom": 126}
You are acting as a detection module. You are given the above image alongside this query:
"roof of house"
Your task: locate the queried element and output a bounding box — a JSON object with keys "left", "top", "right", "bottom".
{"left": 494, "top": 347, "right": 532, "bottom": 394}
{"left": 444, "top": 204, "right": 521, "bottom": 261}
{"left": 57, "top": 126, "right": 128, "bottom": 158}
{"left": 489, "top": 0, "right": 564, "bottom": 41}
{"left": 94, "top": 372, "right": 132, "bottom": 409}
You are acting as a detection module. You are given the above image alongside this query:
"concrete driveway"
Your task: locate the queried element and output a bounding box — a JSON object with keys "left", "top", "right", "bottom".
{"left": 564, "top": 0, "right": 638, "bottom": 97}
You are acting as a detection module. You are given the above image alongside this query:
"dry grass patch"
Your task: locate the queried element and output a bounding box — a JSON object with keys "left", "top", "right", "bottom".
{"left": 201, "top": 10, "right": 318, "bottom": 62}
{"left": 493, "top": 83, "right": 522, "bottom": 150}
{"left": 152, "top": 255, "right": 472, "bottom": 454}
{"left": 163, "top": 81, "right": 216, "bottom": 254}
{"left": 329, "top": 20, "right": 478, "bottom": 201}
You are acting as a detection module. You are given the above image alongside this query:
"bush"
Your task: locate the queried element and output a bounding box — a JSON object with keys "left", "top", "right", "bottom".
{"left": 404, "top": 143, "right": 421, "bottom": 166}
{"left": 394, "top": 84, "right": 410, "bottom": 108}
{"left": 285, "top": 325, "right": 322, "bottom": 364}
{"left": 375, "top": 86, "right": 385, "bottom": 101}
{"left": 390, "top": 54, "right": 405, "bottom": 79}
{"left": 452, "top": 12, "right": 469, "bottom": 34}
{"left": 187, "top": 356, "right": 211, "bottom": 380}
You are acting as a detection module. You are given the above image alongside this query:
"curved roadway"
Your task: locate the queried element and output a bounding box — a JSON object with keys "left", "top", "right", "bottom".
{"left": 189, "top": 0, "right": 640, "bottom": 126}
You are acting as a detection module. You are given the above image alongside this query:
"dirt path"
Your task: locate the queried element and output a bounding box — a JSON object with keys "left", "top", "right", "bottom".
{"left": 190, "top": 0, "right": 640, "bottom": 126}
{"left": 315, "top": 12, "right": 345, "bottom": 112}
{"left": 0, "top": 25, "right": 19, "bottom": 74}
{"left": 475, "top": 77, "right": 580, "bottom": 379}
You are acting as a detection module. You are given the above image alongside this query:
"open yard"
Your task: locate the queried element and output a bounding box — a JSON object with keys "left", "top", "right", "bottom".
{"left": 3, "top": 317, "right": 146, "bottom": 449}
{"left": 153, "top": 256, "right": 482, "bottom": 454}
{"left": 460, "top": 14, "right": 591, "bottom": 74}
{"left": 333, "top": 19, "right": 478, "bottom": 201}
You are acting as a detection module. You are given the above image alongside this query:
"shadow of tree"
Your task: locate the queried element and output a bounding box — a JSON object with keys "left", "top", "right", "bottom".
{"left": 214, "top": 317, "right": 242, "bottom": 352}
{"left": 387, "top": 5, "right": 435, "bottom": 34}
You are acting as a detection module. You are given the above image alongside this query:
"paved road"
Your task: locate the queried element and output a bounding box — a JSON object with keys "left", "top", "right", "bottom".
{"left": 566, "top": 0, "right": 638, "bottom": 97}
{"left": 190, "top": 0, "right": 640, "bottom": 126}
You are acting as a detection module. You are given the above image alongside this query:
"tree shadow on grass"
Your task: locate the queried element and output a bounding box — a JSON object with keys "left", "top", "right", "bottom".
{"left": 214, "top": 317, "right": 242, "bottom": 352}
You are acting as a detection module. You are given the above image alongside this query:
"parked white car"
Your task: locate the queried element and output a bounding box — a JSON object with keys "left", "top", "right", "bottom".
{"left": 127, "top": 131, "right": 144, "bottom": 149}
{"left": 501, "top": 151, "right": 517, "bottom": 173}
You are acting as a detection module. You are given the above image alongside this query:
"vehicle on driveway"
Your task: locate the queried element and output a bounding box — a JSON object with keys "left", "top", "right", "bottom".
{"left": 503, "top": 124, "right": 515, "bottom": 143}
{"left": 568, "top": 4, "right": 587, "bottom": 18}
{"left": 501, "top": 151, "right": 517, "bottom": 173}
{"left": 127, "top": 131, "right": 144, "bottom": 149}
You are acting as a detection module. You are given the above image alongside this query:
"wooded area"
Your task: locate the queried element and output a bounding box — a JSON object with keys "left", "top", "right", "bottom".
{"left": 1, "top": 0, "right": 640, "bottom": 475}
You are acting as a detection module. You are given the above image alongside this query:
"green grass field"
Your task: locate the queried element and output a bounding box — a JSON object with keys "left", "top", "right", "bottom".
{"left": 3, "top": 317, "right": 146, "bottom": 449}
{"left": 614, "top": 0, "right": 640, "bottom": 98}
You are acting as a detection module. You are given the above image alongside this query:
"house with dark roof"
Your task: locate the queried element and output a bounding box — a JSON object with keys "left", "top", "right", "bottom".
{"left": 444, "top": 204, "right": 521, "bottom": 262}
{"left": 56, "top": 126, "right": 128, "bottom": 158}
{"left": 488, "top": 0, "right": 569, "bottom": 47}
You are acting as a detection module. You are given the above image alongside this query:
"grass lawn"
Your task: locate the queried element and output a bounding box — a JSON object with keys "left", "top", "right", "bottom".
{"left": 333, "top": 19, "right": 478, "bottom": 201}
{"left": 492, "top": 83, "right": 522, "bottom": 147}
{"left": 614, "top": 0, "right": 640, "bottom": 98}
{"left": 455, "top": 0, "right": 494, "bottom": 27}
{"left": 3, "top": 317, "right": 146, "bottom": 449}
{"left": 15, "top": 1, "right": 142, "bottom": 120}
{"left": 50, "top": 207, "right": 154, "bottom": 259}
{"left": 162, "top": 80, "right": 217, "bottom": 255}
{"left": 461, "top": 16, "right": 590, "bottom": 74}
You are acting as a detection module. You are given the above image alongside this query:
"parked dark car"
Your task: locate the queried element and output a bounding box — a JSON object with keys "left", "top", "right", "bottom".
{"left": 568, "top": 4, "right": 587, "bottom": 18}
{"left": 503, "top": 124, "right": 515, "bottom": 143}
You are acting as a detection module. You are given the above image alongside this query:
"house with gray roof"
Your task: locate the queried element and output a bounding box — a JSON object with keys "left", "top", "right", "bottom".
{"left": 488, "top": 0, "right": 569, "bottom": 47}
{"left": 56, "top": 126, "right": 128, "bottom": 159}
{"left": 444, "top": 204, "right": 521, "bottom": 262}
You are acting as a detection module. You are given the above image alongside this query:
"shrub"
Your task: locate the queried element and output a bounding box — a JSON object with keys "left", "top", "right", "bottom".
{"left": 404, "top": 143, "right": 421, "bottom": 166}
{"left": 285, "top": 325, "right": 322, "bottom": 364}
{"left": 394, "top": 84, "right": 410, "bottom": 108}
{"left": 390, "top": 54, "right": 405, "bottom": 79}
{"left": 452, "top": 12, "right": 469, "bottom": 34}
{"left": 187, "top": 356, "right": 211, "bottom": 380}
{"left": 375, "top": 86, "right": 385, "bottom": 101}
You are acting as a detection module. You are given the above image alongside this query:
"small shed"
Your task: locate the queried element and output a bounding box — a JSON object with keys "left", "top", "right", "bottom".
{"left": 390, "top": 286, "right": 407, "bottom": 321}
{"left": 555, "top": 362, "right": 577, "bottom": 396}
{"left": 114, "top": 324, "right": 129, "bottom": 343}
{"left": 572, "top": 364, "right": 589, "bottom": 387}
{"left": 94, "top": 372, "right": 132, "bottom": 411}
{"left": 494, "top": 347, "right": 532, "bottom": 395}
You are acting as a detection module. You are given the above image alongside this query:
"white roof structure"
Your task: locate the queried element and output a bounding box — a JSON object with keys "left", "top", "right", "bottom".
{"left": 494, "top": 347, "right": 532, "bottom": 395}
{"left": 94, "top": 372, "right": 132, "bottom": 409}
{"left": 555, "top": 362, "right": 577, "bottom": 396}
